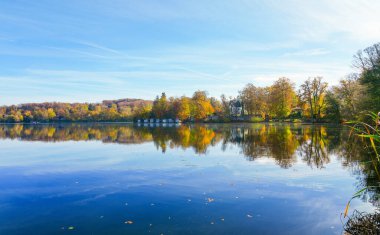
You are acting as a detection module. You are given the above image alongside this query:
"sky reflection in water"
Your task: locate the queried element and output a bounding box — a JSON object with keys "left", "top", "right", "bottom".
{"left": 0, "top": 123, "right": 378, "bottom": 235}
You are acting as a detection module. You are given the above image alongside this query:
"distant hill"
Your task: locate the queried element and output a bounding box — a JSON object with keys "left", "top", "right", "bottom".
{"left": 102, "top": 98, "right": 153, "bottom": 108}
{"left": 0, "top": 98, "right": 153, "bottom": 122}
{"left": 12, "top": 98, "right": 153, "bottom": 109}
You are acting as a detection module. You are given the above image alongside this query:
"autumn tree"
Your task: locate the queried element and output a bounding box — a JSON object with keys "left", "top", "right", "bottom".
{"left": 152, "top": 93, "right": 169, "bottom": 119}
{"left": 300, "top": 77, "right": 328, "bottom": 121}
{"left": 331, "top": 74, "right": 363, "bottom": 120}
{"left": 0, "top": 107, "right": 6, "bottom": 121}
{"left": 268, "top": 77, "right": 296, "bottom": 118}
{"left": 34, "top": 108, "right": 49, "bottom": 121}
{"left": 191, "top": 91, "right": 214, "bottom": 120}
{"left": 47, "top": 108, "right": 56, "bottom": 120}
{"left": 239, "top": 84, "right": 269, "bottom": 117}
{"left": 210, "top": 97, "right": 223, "bottom": 115}
{"left": 134, "top": 103, "right": 152, "bottom": 119}
{"left": 240, "top": 83, "right": 256, "bottom": 115}
{"left": 176, "top": 96, "right": 191, "bottom": 121}
{"left": 105, "top": 104, "right": 120, "bottom": 120}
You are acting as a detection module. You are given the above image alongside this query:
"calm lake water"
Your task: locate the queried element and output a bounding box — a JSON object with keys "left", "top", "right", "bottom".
{"left": 0, "top": 123, "right": 379, "bottom": 235}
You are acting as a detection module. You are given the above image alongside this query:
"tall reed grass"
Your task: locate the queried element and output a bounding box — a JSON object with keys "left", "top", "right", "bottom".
{"left": 343, "top": 112, "right": 380, "bottom": 233}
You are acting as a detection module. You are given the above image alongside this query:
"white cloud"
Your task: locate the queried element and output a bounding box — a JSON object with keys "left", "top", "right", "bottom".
{"left": 273, "top": 0, "right": 380, "bottom": 43}
{"left": 282, "top": 48, "right": 330, "bottom": 57}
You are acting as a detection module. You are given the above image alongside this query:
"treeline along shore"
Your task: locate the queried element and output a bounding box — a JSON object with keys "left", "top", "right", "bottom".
{"left": 1, "top": 42, "right": 379, "bottom": 124}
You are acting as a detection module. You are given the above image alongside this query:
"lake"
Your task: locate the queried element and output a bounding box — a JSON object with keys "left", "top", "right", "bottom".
{"left": 0, "top": 123, "right": 378, "bottom": 234}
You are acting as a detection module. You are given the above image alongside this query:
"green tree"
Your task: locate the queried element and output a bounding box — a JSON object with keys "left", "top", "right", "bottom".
{"left": 353, "top": 42, "right": 380, "bottom": 114}
{"left": 324, "top": 90, "right": 341, "bottom": 122}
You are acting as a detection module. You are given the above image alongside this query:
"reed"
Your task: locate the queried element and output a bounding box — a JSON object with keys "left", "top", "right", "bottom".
{"left": 343, "top": 112, "right": 380, "bottom": 234}
{"left": 346, "top": 112, "right": 380, "bottom": 162}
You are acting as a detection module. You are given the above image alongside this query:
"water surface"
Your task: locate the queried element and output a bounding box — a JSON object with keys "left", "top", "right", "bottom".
{"left": 0, "top": 123, "right": 378, "bottom": 234}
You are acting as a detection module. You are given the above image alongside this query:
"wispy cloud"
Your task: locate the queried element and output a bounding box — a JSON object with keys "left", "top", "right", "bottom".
{"left": 282, "top": 48, "right": 330, "bottom": 57}
{"left": 271, "top": 0, "right": 380, "bottom": 43}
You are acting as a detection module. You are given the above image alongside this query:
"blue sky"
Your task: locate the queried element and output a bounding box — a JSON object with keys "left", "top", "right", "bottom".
{"left": 0, "top": 0, "right": 379, "bottom": 105}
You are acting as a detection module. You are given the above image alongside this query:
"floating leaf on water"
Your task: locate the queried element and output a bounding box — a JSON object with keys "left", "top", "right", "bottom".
{"left": 206, "top": 198, "right": 214, "bottom": 203}
{"left": 125, "top": 220, "right": 133, "bottom": 224}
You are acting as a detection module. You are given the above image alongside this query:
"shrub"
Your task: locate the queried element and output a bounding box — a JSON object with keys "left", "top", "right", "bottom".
{"left": 250, "top": 117, "right": 264, "bottom": 123}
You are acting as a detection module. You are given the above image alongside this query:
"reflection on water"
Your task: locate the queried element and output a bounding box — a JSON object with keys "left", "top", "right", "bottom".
{"left": 0, "top": 123, "right": 379, "bottom": 234}
{"left": 0, "top": 123, "right": 368, "bottom": 168}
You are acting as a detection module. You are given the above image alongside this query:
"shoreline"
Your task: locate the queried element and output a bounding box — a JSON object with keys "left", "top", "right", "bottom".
{"left": 0, "top": 121, "right": 341, "bottom": 125}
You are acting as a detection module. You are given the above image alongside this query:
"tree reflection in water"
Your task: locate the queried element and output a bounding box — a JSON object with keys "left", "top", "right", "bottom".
{"left": 0, "top": 123, "right": 379, "bottom": 205}
{"left": 0, "top": 123, "right": 370, "bottom": 167}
